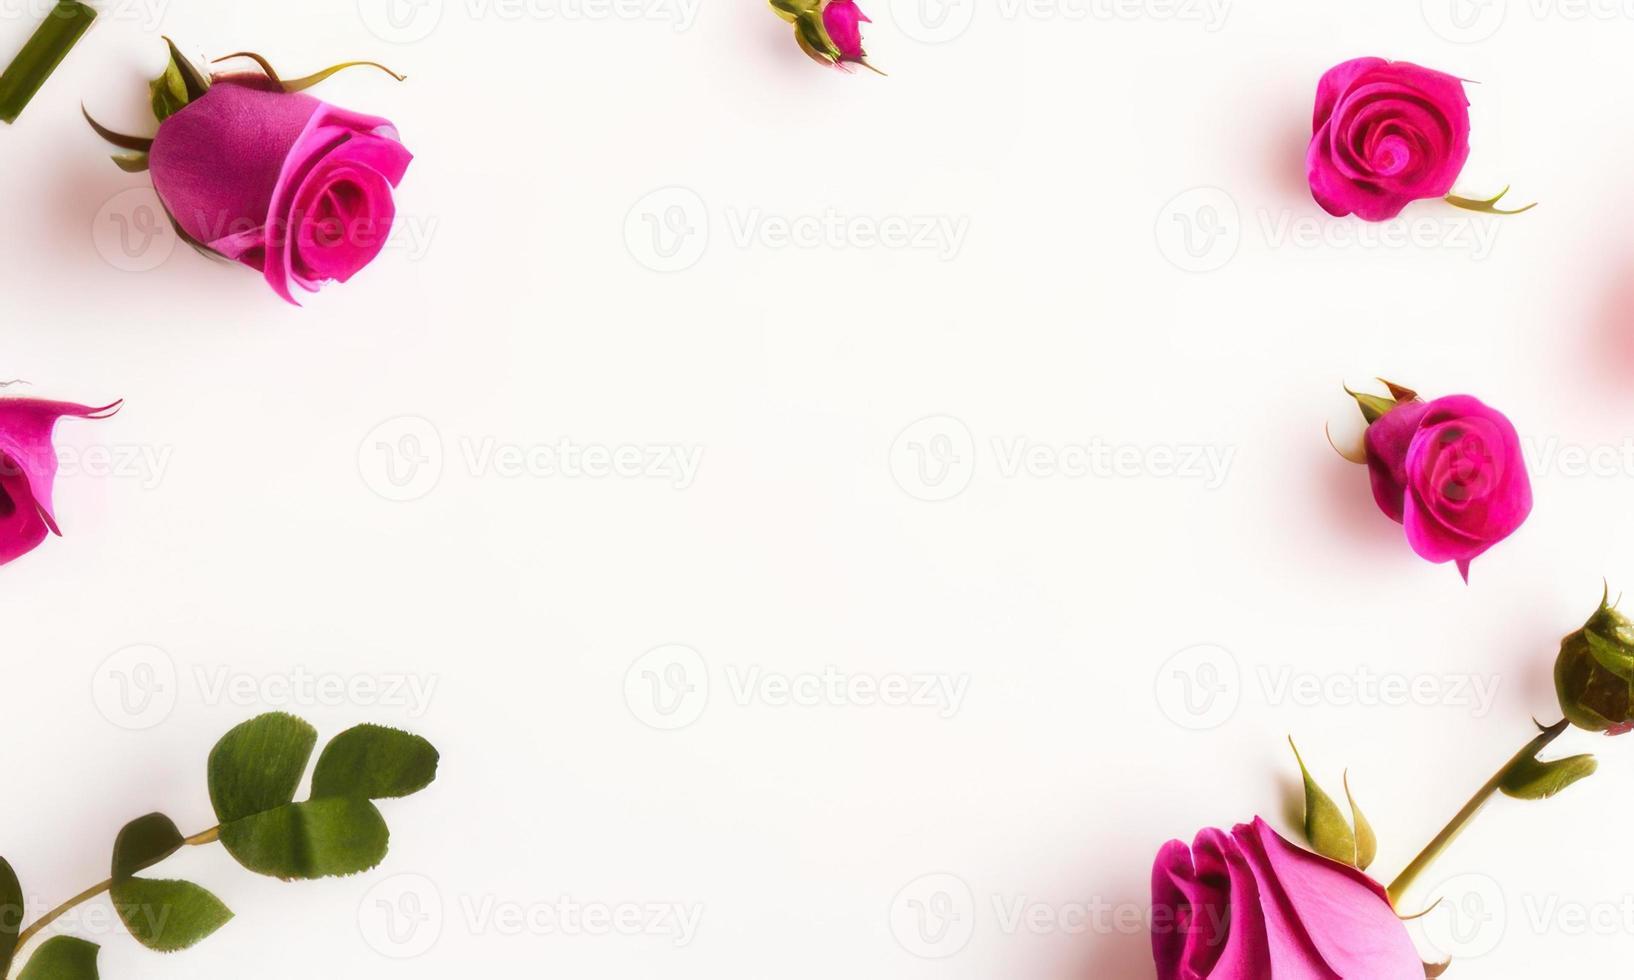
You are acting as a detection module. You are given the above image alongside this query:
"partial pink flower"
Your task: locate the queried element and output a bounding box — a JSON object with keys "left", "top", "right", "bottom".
{"left": 823, "top": 0, "right": 870, "bottom": 64}
{"left": 0, "top": 397, "right": 122, "bottom": 567}
{"left": 1307, "top": 58, "right": 1471, "bottom": 221}
{"left": 148, "top": 75, "right": 412, "bottom": 305}
{"left": 1151, "top": 817, "right": 1421, "bottom": 979}
{"left": 1364, "top": 394, "right": 1531, "bottom": 581}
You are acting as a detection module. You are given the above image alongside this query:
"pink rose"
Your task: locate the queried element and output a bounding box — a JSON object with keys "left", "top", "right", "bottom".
{"left": 1365, "top": 394, "right": 1531, "bottom": 581}
{"left": 1307, "top": 58, "right": 1470, "bottom": 221}
{"left": 0, "top": 397, "right": 121, "bottom": 566}
{"left": 823, "top": 0, "right": 870, "bottom": 65}
{"left": 148, "top": 75, "right": 412, "bottom": 305}
{"left": 1151, "top": 817, "right": 1422, "bottom": 979}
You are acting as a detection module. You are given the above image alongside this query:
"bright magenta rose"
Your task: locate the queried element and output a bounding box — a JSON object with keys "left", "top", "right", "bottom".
{"left": 1364, "top": 394, "right": 1532, "bottom": 581}
{"left": 148, "top": 75, "right": 412, "bottom": 305}
{"left": 1307, "top": 58, "right": 1470, "bottom": 221}
{"left": 1151, "top": 818, "right": 1422, "bottom": 979}
{"left": 0, "top": 397, "right": 120, "bottom": 567}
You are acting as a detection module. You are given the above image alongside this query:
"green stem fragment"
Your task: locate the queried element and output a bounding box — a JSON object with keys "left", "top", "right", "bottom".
{"left": 0, "top": 1, "right": 98, "bottom": 125}
{"left": 1386, "top": 719, "right": 1569, "bottom": 907}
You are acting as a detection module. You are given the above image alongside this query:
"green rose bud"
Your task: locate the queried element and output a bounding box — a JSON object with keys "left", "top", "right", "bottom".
{"left": 1556, "top": 589, "right": 1634, "bottom": 735}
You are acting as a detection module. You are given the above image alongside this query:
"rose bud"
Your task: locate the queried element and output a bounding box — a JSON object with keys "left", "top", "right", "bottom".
{"left": 1308, "top": 58, "right": 1530, "bottom": 221}
{"left": 1353, "top": 386, "right": 1532, "bottom": 581}
{"left": 1556, "top": 591, "right": 1634, "bottom": 735}
{"left": 1151, "top": 817, "right": 1422, "bottom": 978}
{"left": 768, "top": 0, "right": 882, "bottom": 74}
{"left": 822, "top": 0, "right": 875, "bottom": 70}
{"left": 0, "top": 396, "right": 121, "bottom": 566}
{"left": 87, "top": 44, "right": 411, "bottom": 305}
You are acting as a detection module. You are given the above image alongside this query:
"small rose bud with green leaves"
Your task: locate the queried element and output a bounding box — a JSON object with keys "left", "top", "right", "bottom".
{"left": 1556, "top": 589, "right": 1634, "bottom": 734}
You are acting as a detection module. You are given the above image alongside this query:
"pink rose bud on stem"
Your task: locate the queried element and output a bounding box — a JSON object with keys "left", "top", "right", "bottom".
{"left": 0, "top": 395, "right": 121, "bottom": 567}
{"left": 1307, "top": 57, "right": 1532, "bottom": 220}
{"left": 823, "top": 0, "right": 883, "bottom": 74}
{"left": 1343, "top": 381, "right": 1532, "bottom": 581}
{"left": 85, "top": 42, "right": 412, "bottom": 305}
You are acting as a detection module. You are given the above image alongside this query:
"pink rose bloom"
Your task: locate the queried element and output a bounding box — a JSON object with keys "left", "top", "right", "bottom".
{"left": 148, "top": 75, "right": 412, "bottom": 305}
{"left": 1307, "top": 58, "right": 1471, "bottom": 221}
{"left": 1151, "top": 817, "right": 1422, "bottom": 979}
{"left": 0, "top": 397, "right": 121, "bottom": 566}
{"left": 1365, "top": 394, "right": 1531, "bottom": 581}
{"left": 823, "top": 0, "right": 870, "bottom": 64}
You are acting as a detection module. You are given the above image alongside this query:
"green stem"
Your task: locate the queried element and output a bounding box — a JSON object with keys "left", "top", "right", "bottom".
{"left": 8, "top": 826, "right": 219, "bottom": 969}
{"left": 0, "top": 1, "right": 98, "bottom": 125}
{"left": 1386, "top": 719, "right": 1569, "bottom": 906}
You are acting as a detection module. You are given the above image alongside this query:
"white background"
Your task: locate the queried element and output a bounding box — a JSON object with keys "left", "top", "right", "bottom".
{"left": 4, "top": 0, "right": 1634, "bottom": 976}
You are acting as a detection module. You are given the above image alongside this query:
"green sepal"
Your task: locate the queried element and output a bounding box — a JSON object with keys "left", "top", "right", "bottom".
{"left": 769, "top": 0, "right": 841, "bottom": 66}
{"left": 0, "top": 857, "right": 24, "bottom": 978}
{"left": 150, "top": 37, "right": 210, "bottom": 123}
{"left": 219, "top": 797, "right": 389, "bottom": 880}
{"left": 81, "top": 108, "right": 153, "bottom": 153}
{"left": 1345, "top": 386, "right": 1398, "bottom": 425}
{"left": 1289, "top": 738, "right": 1358, "bottom": 867}
{"left": 1445, "top": 186, "right": 1537, "bottom": 216}
{"left": 311, "top": 725, "right": 439, "bottom": 800}
{"left": 111, "top": 152, "right": 150, "bottom": 173}
{"left": 1498, "top": 753, "right": 1598, "bottom": 800}
{"left": 16, "top": 937, "right": 98, "bottom": 980}
{"left": 109, "top": 813, "right": 232, "bottom": 951}
{"left": 208, "top": 713, "right": 318, "bottom": 824}
{"left": 1344, "top": 772, "right": 1377, "bottom": 872}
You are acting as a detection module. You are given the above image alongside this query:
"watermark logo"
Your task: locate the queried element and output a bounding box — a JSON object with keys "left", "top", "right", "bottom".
{"left": 360, "top": 873, "right": 444, "bottom": 958}
{"left": 92, "top": 644, "right": 178, "bottom": 731}
{"left": 92, "top": 188, "right": 177, "bottom": 274}
{"left": 625, "top": 187, "right": 710, "bottom": 273}
{"left": 625, "top": 188, "right": 969, "bottom": 271}
{"left": 358, "top": 0, "right": 446, "bottom": 42}
{"left": 888, "top": 0, "right": 978, "bottom": 42}
{"left": 359, "top": 416, "right": 444, "bottom": 503}
{"left": 1154, "top": 644, "right": 1241, "bottom": 730}
{"left": 890, "top": 873, "right": 976, "bottom": 958}
{"left": 624, "top": 644, "right": 710, "bottom": 730}
{"left": 1155, "top": 187, "right": 1241, "bottom": 272}
{"left": 1422, "top": 0, "right": 1508, "bottom": 42}
{"left": 1416, "top": 873, "right": 1506, "bottom": 959}
{"left": 890, "top": 416, "right": 978, "bottom": 502}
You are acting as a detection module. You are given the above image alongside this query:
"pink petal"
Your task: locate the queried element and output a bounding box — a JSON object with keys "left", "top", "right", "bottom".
{"left": 0, "top": 398, "right": 121, "bottom": 566}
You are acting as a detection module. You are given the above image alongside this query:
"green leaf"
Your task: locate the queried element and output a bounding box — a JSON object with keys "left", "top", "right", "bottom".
{"left": 311, "top": 725, "right": 439, "bottom": 801}
{"left": 1290, "top": 738, "right": 1357, "bottom": 866}
{"left": 149, "top": 37, "right": 209, "bottom": 123}
{"left": 110, "top": 878, "right": 232, "bottom": 952}
{"left": 1344, "top": 772, "right": 1377, "bottom": 872}
{"left": 109, "top": 813, "right": 232, "bottom": 951}
{"left": 208, "top": 713, "right": 318, "bottom": 824}
{"left": 219, "top": 797, "right": 389, "bottom": 880}
{"left": 112, "top": 813, "right": 184, "bottom": 879}
{"left": 0, "top": 857, "right": 24, "bottom": 978}
{"left": 16, "top": 937, "right": 97, "bottom": 980}
{"left": 1499, "top": 753, "right": 1598, "bottom": 801}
